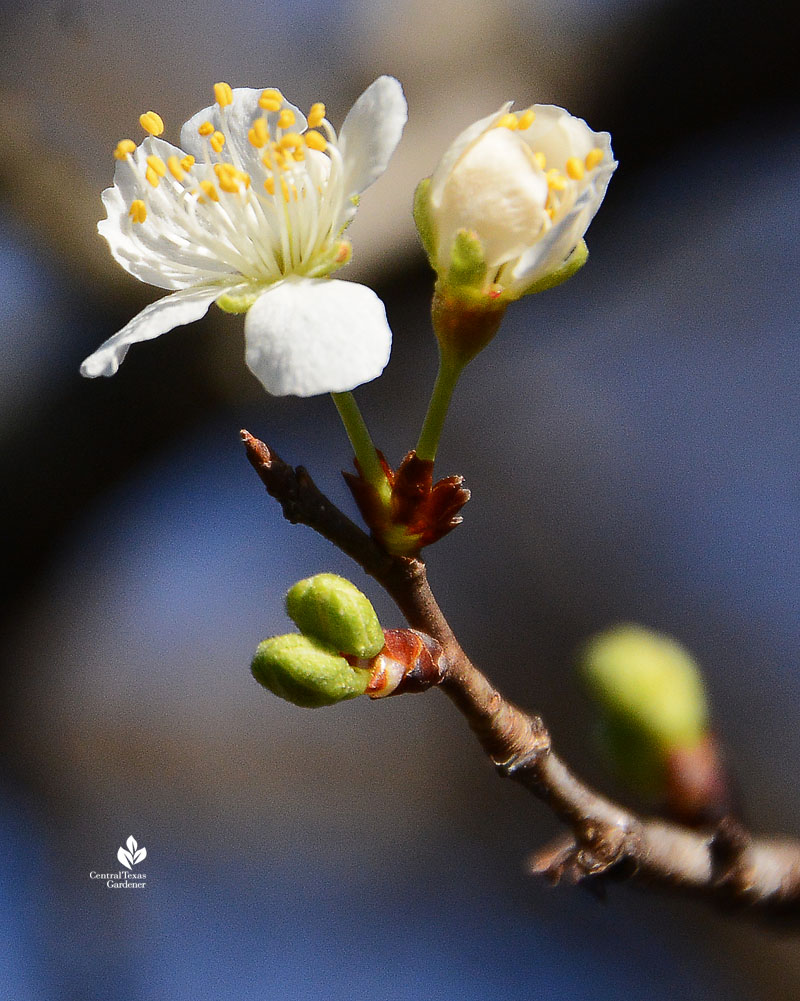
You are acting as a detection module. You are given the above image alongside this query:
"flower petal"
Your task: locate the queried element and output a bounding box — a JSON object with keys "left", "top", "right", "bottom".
{"left": 180, "top": 88, "right": 306, "bottom": 179}
{"left": 338, "top": 76, "right": 407, "bottom": 198}
{"left": 244, "top": 278, "right": 391, "bottom": 397}
{"left": 80, "top": 284, "right": 225, "bottom": 378}
{"left": 428, "top": 103, "right": 512, "bottom": 209}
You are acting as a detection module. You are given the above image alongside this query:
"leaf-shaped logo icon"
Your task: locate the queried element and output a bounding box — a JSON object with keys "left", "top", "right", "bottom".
{"left": 117, "top": 836, "right": 146, "bottom": 870}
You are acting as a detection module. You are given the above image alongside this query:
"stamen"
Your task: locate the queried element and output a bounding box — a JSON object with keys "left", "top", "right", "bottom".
{"left": 139, "top": 111, "right": 164, "bottom": 136}
{"left": 114, "top": 139, "right": 136, "bottom": 160}
{"left": 279, "top": 132, "right": 303, "bottom": 150}
{"left": 565, "top": 156, "right": 584, "bottom": 180}
{"left": 146, "top": 154, "right": 167, "bottom": 177}
{"left": 145, "top": 166, "right": 161, "bottom": 187}
{"left": 264, "top": 176, "right": 275, "bottom": 195}
{"left": 214, "top": 82, "right": 234, "bottom": 108}
{"left": 198, "top": 121, "right": 214, "bottom": 136}
{"left": 307, "top": 103, "right": 325, "bottom": 128}
{"left": 210, "top": 131, "right": 226, "bottom": 153}
{"left": 304, "top": 129, "right": 327, "bottom": 152}
{"left": 214, "top": 163, "right": 251, "bottom": 192}
{"left": 248, "top": 117, "right": 269, "bottom": 148}
{"left": 585, "top": 147, "right": 604, "bottom": 170}
{"left": 280, "top": 177, "right": 290, "bottom": 202}
{"left": 199, "top": 180, "right": 219, "bottom": 202}
{"left": 259, "top": 88, "right": 283, "bottom": 112}
{"left": 129, "top": 200, "right": 147, "bottom": 223}
{"left": 180, "top": 154, "right": 195, "bottom": 171}
{"left": 533, "top": 151, "right": 546, "bottom": 170}
{"left": 517, "top": 109, "right": 535, "bottom": 130}
{"left": 277, "top": 108, "right": 296, "bottom": 130}
{"left": 546, "top": 168, "right": 567, "bottom": 192}
{"left": 293, "top": 148, "right": 306, "bottom": 162}
{"left": 167, "top": 155, "right": 184, "bottom": 181}
{"left": 494, "top": 112, "right": 519, "bottom": 130}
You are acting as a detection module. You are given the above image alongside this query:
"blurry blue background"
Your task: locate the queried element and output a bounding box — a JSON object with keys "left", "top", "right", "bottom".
{"left": 2, "top": 0, "right": 800, "bottom": 997}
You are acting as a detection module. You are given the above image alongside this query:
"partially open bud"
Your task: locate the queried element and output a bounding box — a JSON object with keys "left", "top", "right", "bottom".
{"left": 579, "top": 625, "right": 711, "bottom": 802}
{"left": 252, "top": 633, "right": 372, "bottom": 708}
{"left": 286, "top": 573, "right": 385, "bottom": 658}
{"left": 416, "top": 104, "right": 615, "bottom": 307}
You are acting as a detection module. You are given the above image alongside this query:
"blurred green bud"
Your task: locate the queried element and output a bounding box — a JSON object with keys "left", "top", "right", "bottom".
{"left": 446, "top": 229, "right": 488, "bottom": 291}
{"left": 413, "top": 177, "right": 437, "bottom": 264}
{"left": 580, "top": 625, "right": 709, "bottom": 793}
{"left": 286, "top": 573, "right": 385, "bottom": 658}
{"left": 252, "top": 633, "right": 372, "bottom": 708}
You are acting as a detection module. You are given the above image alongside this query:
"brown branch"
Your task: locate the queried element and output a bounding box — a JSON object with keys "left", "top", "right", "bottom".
{"left": 242, "top": 430, "right": 800, "bottom": 919}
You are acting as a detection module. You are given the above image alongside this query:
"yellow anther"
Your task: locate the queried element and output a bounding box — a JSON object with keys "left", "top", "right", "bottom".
{"left": 533, "top": 151, "right": 546, "bottom": 170}
{"left": 199, "top": 180, "right": 219, "bottom": 202}
{"left": 198, "top": 121, "right": 214, "bottom": 137}
{"left": 248, "top": 117, "right": 269, "bottom": 148}
{"left": 259, "top": 88, "right": 283, "bottom": 112}
{"left": 585, "top": 147, "right": 604, "bottom": 170}
{"left": 566, "top": 156, "right": 585, "bottom": 180}
{"left": 214, "top": 82, "right": 234, "bottom": 108}
{"left": 180, "top": 154, "right": 195, "bottom": 171}
{"left": 210, "top": 131, "right": 226, "bottom": 153}
{"left": 146, "top": 154, "right": 167, "bottom": 177}
{"left": 277, "top": 108, "right": 296, "bottom": 130}
{"left": 307, "top": 102, "right": 326, "bottom": 128}
{"left": 293, "top": 148, "right": 306, "bottom": 162}
{"left": 167, "top": 155, "right": 184, "bottom": 181}
{"left": 128, "top": 200, "right": 147, "bottom": 223}
{"left": 304, "top": 129, "right": 327, "bottom": 152}
{"left": 279, "top": 132, "right": 303, "bottom": 150}
{"left": 494, "top": 112, "right": 519, "bottom": 130}
{"left": 114, "top": 139, "right": 136, "bottom": 160}
{"left": 546, "top": 168, "right": 567, "bottom": 192}
{"left": 139, "top": 111, "right": 164, "bottom": 136}
{"left": 264, "top": 175, "right": 275, "bottom": 195}
{"left": 517, "top": 109, "right": 536, "bottom": 130}
{"left": 214, "top": 163, "right": 251, "bottom": 192}
{"left": 145, "top": 166, "right": 160, "bottom": 187}
{"left": 280, "top": 176, "right": 290, "bottom": 202}
{"left": 546, "top": 207, "right": 556, "bottom": 220}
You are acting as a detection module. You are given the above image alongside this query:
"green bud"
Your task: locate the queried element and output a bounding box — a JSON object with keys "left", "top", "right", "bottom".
{"left": 286, "top": 573, "right": 384, "bottom": 658}
{"left": 446, "top": 229, "right": 488, "bottom": 291}
{"left": 413, "top": 177, "right": 437, "bottom": 264}
{"left": 252, "top": 633, "right": 372, "bottom": 708}
{"left": 580, "top": 625, "right": 709, "bottom": 784}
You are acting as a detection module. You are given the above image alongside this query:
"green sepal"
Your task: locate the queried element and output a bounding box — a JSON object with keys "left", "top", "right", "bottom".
{"left": 413, "top": 177, "right": 437, "bottom": 264}
{"left": 445, "top": 229, "right": 488, "bottom": 290}
{"left": 286, "top": 573, "right": 384, "bottom": 658}
{"left": 251, "top": 633, "right": 371, "bottom": 708}
{"left": 580, "top": 624, "right": 709, "bottom": 755}
{"left": 517, "top": 240, "right": 589, "bottom": 298}
{"left": 215, "top": 287, "right": 266, "bottom": 314}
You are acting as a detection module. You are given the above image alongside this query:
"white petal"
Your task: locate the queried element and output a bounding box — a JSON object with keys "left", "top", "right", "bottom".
{"left": 428, "top": 103, "right": 512, "bottom": 209}
{"left": 339, "top": 76, "right": 407, "bottom": 197}
{"left": 244, "top": 278, "right": 391, "bottom": 397}
{"left": 80, "top": 284, "right": 225, "bottom": 378}
{"left": 180, "top": 88, "right": 306, "bottom": 179}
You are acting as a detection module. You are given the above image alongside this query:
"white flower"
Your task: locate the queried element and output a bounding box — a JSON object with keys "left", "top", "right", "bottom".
{"left": 81, "top": 77, "right": 407, "bottom": 396}
{"left": 419, "top": 103, "right": 616, "bottom": 300}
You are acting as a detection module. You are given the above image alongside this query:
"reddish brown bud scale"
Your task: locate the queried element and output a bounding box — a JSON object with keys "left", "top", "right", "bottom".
{"left": 343, "top": 450, "right": 470, "bottom": 556}
{"left": 360, "top": 628, "right": 446, "bottom": 698}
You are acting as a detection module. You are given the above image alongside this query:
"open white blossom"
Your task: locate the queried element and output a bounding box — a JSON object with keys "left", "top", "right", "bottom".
{"left": 81, "top": 77, "right": 407, "bottom": 396}
{"left": 418, "top": 103, "right": 616, "bottom": 301}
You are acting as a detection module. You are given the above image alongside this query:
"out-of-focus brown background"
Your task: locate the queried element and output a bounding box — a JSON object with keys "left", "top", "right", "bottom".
{"left": 2, "top": 1, "right": 800, "bottom": 997}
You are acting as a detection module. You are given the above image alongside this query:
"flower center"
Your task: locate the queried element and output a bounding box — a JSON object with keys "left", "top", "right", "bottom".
{"left": 112, "top": 84, "right": 351, "bottom": 285}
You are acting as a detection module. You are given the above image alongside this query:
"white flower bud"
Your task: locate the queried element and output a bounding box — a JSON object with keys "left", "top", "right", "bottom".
{"left": 421, "top": 104, "right": 617, "bottom": 301}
